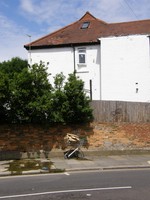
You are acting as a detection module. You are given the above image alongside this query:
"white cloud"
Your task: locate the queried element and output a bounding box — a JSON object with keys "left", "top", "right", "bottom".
{"left": 19, "top": 0, "right": 114, "bottom": 24}
{"left": 20, "top": 0, "right": 78, "bottom": 26}
{"left": 20, "top": 0, "right": 35, "bottom": 14}
{"left": 19, "top": 0, "right": 150, "bottom": 26}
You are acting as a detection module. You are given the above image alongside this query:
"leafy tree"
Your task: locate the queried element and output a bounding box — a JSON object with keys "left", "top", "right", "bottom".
{"left": 50, "top": 73, "right": 68, "bottom": 123}
{"left": 9, "top": 62, "right": 53, "bottom": 123}
{"left": 0, "top": 57, "right": 28, "bottom": 123}
{"left": 64, "top": 73, "right": 93, "bottom": 123}
{"left": 0, "top": 59, "right": 53, "bottom": 124}
{"left": 0, "top": 57, "right": 28, "bottom": 78}
{"left": 26, "top": 62, "right": 53, "bottom": 123}
{"left": 0, "top": 58, "right": 93, "bottom": 124}
{"left": 0, "top": 71, "right": 10, "bottom": 123}
{"left": 50, "top": 72, "right": 93, "bottom": 124}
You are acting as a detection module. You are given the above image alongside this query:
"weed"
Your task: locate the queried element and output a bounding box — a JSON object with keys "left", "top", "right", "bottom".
{"left": 7, "top": 159, "right": 53, "bottom": 174}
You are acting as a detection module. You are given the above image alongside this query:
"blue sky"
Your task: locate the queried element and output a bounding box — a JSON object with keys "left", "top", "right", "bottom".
{"left": 0, "top": 0, "right": 150, "bottom": 62}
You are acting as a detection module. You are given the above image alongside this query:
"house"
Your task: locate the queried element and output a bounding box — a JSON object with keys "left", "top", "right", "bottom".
{"left": 24, "top": 12, "right": 150, "bottom": 102}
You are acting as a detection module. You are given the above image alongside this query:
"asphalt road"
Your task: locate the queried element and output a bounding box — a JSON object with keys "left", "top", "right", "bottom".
{"left": 0, "top": 169, "right": 150, "bottom": 200}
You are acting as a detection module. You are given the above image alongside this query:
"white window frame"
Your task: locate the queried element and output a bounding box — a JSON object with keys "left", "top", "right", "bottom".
{"left": 78, "top": 47, "right": 86, "bottom": 66}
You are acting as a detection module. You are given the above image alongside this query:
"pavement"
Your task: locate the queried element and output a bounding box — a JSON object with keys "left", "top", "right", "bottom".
{"left": 0, "top": 150, "right": 150, "bottom": 176}
{"left": 52, "top": 154, "right": 150, "bottom": 172}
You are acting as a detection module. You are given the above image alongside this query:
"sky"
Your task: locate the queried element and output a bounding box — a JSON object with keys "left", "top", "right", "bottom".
{"left": 0, "top": 0, "right": 150, "bottom": 62}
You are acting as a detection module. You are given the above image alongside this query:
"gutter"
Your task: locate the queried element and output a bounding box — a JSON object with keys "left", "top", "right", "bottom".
{"left": 24, "top": 42, "right": 99, "bottom": 50}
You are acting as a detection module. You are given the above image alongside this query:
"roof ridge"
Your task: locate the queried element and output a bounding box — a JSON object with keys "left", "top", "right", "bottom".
{"left": 79, "top": 11, "right": 97, "bottom": 21}
{"left": 110, "top": 18, "right": 150, "bottom": 25}
{"left": 96, "top": 18, "right": 108, "bottom": 25}
{"left": 79, "top": 11, "right": 108, "bottom": 25}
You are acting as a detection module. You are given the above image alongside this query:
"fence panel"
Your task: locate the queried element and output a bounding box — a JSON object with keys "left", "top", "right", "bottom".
{"left": 90, "top": 100, "right": 150, "bottom": 122}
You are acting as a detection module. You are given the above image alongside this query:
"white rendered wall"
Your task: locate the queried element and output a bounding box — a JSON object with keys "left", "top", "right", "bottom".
{"left": 28, "top": 35, "right": 150, "bottom": 102}
{"left": 100, "top": 35, "right": 150, "bottom": 102}
{"left": 29, "top": 45, "right": 101, "bottom": 100}
{"left": 29, "top": 47, "right": 74, "bottom": 84}
{"left": 74, "top": 45, "right": 100, "bottom": 100}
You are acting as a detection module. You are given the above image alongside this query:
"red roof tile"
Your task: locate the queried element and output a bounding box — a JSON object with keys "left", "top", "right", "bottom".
{"left": 24, "top": 11, "right": 150, "bottom": 50}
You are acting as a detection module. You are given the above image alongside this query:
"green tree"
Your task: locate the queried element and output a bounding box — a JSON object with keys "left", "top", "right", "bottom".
{"left": 50, "top": 73, "right": 68, "bottom": 123}
{"left": 0, "top": 57, "right": 28, "bottom": 123}
{"left": 9, "top": 62, "right": 53, "bottom": 123}
{"left": 64, "top": 73, "right": 93, "bottom": 123}
{"left": 0, "top": 71, "right": 10, "bottom": 123}
{"left": 0, "top": 59, "right": 53, "bottom": 124}
{"left": 0, "top": 57, "right": 28, "bottom": 78}
{"left": 26, "top": 62, "right": 53, "bottom": 123}
{"left": 0, "top": 58, "right": 93, "bottom": 124}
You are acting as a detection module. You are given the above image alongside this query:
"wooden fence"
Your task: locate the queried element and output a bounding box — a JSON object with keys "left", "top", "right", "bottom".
{"left": 90, "top": 100, "right": 150, "bottom": 123}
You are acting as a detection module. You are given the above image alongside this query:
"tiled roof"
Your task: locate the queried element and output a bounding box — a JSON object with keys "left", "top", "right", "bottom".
{"left": 24, "top": 11, "right": 150, "bottom": 50}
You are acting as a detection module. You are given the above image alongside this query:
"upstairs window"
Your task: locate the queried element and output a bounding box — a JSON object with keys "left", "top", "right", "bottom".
{"left": 81, "top": 21, "right": 90, "bottom": 29}
{"left": 78, "top": 48, "right": 86, "bottom": 64}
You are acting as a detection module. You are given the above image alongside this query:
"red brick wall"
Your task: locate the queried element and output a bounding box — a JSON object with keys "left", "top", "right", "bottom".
{"left": 0, "top": 124, "right": 92, "bottom": 152}
{"left": 0, "top": 123, "right": 150, "bottom": 152}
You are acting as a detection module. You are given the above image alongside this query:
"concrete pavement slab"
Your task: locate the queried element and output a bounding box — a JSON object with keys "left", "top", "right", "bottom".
{"left": 0, "top": 153, "right": 150, "bottom": 176}
{"left": 50, "top": 154, "right": 150, "bottom": 172}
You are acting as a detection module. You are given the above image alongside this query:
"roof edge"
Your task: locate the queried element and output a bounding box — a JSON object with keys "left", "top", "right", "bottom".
{"left": 25, "top": 20, "right": 80, "bottom": 48}
{"left": 24, "top": 41, "right": 99, "bottom": 50}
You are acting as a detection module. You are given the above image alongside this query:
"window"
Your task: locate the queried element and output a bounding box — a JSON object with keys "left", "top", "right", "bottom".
{"left": 78, "top": 48, "right": 86, "bottom": 64}
{"left": 81, "top": 22, "right": 90, "bottom": 29}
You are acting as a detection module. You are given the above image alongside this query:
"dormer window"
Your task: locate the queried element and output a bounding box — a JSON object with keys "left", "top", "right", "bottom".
{"left": 81, "top": 21, "right": 90, "bottom": 29}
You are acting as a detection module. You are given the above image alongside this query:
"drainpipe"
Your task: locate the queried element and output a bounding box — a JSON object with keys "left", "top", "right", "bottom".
{"left": 98, "top": 38, "right": 102, "bottom": 100}
{"left": 72, "top": 45, "right": 76, "bottom": 75}
{"left": 148, "top": 36, "right": 150, "bottom": 68}
{"left": 26, "top": 34, "right": 32, "bottom": 66}
{"left": 90, "top": 79, "right": 92, "bottom": 100}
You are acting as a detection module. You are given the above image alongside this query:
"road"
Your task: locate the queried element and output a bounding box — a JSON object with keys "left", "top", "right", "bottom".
{"left": 0, "top": 169, "right": 150, "bottom": 199}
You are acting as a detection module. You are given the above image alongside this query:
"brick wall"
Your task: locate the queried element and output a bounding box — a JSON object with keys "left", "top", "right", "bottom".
{"left": 0, "top": 124, "right": 93, "bottom": 152}
{"left": 0, "top": 122, "right": 150, "bottom": 153}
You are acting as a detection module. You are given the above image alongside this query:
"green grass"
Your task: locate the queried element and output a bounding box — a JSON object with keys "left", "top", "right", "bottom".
{"left": 7, "top": 159, "right": 53, "bottom": 175}
{"left": 6, "top": 159, "right": 65, "bottom": 175}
